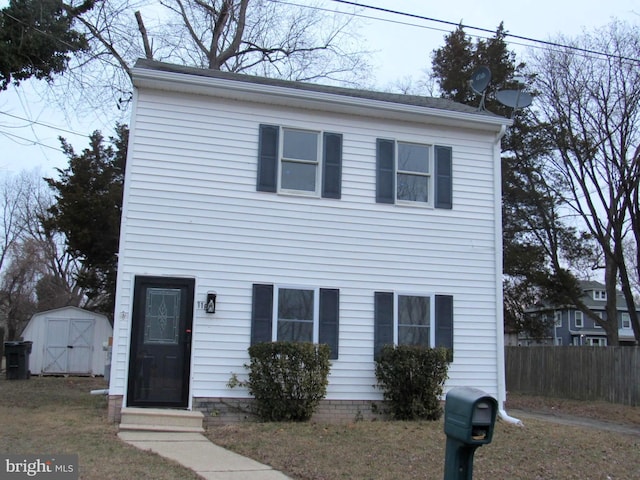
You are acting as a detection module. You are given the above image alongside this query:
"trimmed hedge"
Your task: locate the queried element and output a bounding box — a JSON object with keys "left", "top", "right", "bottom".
{"left": 375, "top": 345, "right": 451, "bottom": 420}
{"left": 244, "top": 342, "right": 331, "bottom": 422}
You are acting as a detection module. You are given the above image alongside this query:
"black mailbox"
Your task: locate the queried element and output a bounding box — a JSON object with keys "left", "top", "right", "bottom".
{"left": 444, "top": 387, "right": 497, "bottom": 445}
{"left": 443, "top": 387, "right": 498, "bottom": 480}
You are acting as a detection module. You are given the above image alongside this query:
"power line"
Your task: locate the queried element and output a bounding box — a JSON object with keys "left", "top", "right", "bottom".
{"left": 308, "top": 0, "right": 640, "bottom": 64}
{"left": 0, "top": 130, "right": 61, "bottom": 152}
{"left": 0, "top": 111, "right": 86, "bottom": 137}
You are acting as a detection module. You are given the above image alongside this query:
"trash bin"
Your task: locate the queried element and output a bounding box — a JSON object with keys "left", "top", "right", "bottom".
{"left": 4, "top": 341, "right": 32, "bottom": 380}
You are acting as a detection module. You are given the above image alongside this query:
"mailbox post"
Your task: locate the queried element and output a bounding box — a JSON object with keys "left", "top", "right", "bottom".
{"left": 443, "top": 387, "right": 497, "bottom": 480}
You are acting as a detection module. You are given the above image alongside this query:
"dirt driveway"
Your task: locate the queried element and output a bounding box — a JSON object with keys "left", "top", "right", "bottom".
{"left": 509, "top": 409, "right": 640, "bottom": 436}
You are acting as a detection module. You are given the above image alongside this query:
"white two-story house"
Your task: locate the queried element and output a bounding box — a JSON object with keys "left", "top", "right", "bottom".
{"left": 107, "top": 59, "right": 512, "bottom": 423}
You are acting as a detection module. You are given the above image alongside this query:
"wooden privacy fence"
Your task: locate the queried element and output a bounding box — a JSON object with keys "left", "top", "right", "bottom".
{"left": 505, "top": 346, "right": 640, "bottom": 406}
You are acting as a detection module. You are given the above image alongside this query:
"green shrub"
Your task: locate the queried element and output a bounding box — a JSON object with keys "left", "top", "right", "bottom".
{"left": 375, "top": 345, "right": 451, "bottom": 420}
{"left": 244, "top": 342, "right": 331, "bottom": 422}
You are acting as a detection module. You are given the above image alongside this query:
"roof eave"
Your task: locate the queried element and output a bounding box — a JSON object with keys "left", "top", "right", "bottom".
{"left": 130, "top": 66, "right": 511, "bottom": 133}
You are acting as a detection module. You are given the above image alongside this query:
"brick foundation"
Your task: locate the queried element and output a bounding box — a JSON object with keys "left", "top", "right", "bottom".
{"left": 311, "top": 399, "right": 385, "bottom": 423}
{"left": 194, "top": 397, "right": 387, "bottom": 426}
{"left": 107, "top": 394, "right": 386, "bottom": 425}
{"left": 107, "top": 395, "right": 123, "bottom": 423}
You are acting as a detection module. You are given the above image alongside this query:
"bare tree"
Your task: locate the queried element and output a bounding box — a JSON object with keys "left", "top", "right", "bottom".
{"left": 0, "top": 170, "right": 86, "bottom": 338}
{"left": 21, "top": 174, "right": 86, "bottom": 310}
{"left": 0, "top": 171, "right": 32, "bottom": 273}
{"left": 0, "top": 239, "right": 40, "bottom": 340}
{"left": 527, "top": 20, "right": 640, "bottom": 344}
{"left": 56, "top": 0, "right": 370, "bottom": 113}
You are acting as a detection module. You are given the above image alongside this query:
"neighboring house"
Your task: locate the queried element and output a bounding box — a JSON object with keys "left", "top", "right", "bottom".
{"left": 21, "top": 306, "right": 113, "bottom": 375}
{"left": 107, "top": 59, "right": 511, "bottom": 422}
{"left": 520, "top": 281, "right": 635, "bottom": 346}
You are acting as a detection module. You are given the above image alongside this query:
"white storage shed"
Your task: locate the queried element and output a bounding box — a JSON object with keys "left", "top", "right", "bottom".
{"left": 22, "top": 306, "right": 113, "bottom": 376}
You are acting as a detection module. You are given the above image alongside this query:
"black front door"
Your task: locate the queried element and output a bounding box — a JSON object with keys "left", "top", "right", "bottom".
{"left": 127, "top": 276, "right": 195, "bottom": 408}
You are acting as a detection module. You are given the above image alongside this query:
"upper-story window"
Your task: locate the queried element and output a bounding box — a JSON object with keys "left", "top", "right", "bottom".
{"left": 594, "top": 311, "right": 603, "bottom": 328}
{"left": 280, "top": 129, "right": 320, "bottom": 194}
{"left": 257, "top": 124, "right": 342, "bottom": 199}
{"left": 554, "top": 311, "right": 562, "bottom": 327}
{"left": 397, "top": 142, "right": 430, "bottom": 203}
{"left": 593, "top": 290, "right": 607, "bottom": 301}
{"left": 621, "top": 313, "right": 631, "bottom": 329}
{"left": 575, "top": 310, "right": 583, "bottom": 328}
{"left": 376, "top": 139, "right": 452, "bottom": 208}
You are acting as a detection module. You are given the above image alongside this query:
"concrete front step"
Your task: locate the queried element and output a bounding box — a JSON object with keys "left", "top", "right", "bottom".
{"left": 120, "top": 407, "right": 205, "bottom": 433}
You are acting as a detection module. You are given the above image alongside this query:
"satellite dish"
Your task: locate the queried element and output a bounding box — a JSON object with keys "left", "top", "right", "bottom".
{"left": 496, "top": 89, "right": 533, "bottom": 118}
{"left": 496, "top": 89, "right": 533, "bottom": 109}
{"left": 470, "top": 66, "right": 491, "bottom": 95}
{"left": 469, "top": 66, "right": 492, "bottom": 111}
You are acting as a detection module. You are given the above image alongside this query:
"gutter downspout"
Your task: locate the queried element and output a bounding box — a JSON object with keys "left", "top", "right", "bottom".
{"left": 493, "top": 124, "right": 523, "bottom": 427}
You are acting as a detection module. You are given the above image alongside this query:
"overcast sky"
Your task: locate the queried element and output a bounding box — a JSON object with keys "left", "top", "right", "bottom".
{"left": 0, "top": 0, "right": 638, "bottom": 177}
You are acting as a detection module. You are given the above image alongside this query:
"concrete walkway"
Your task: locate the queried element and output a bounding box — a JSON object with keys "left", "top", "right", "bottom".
{"left": 118, "top": 431, "right": 292, "bottom": 480}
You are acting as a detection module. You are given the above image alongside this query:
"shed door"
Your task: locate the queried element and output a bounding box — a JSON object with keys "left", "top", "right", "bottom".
{"left": 67, "top": 320, "right": 94, "bottom": 373}
{"left": 43, "top": 318, "right": 94, "bottom": 374}
{"left": 127, "top": 276, "right": 195, "bottom": 408}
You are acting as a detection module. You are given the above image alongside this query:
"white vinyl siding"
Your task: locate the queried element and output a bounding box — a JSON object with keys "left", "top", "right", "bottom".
{"left": 110, "top": 85, "right": 503, "bottom": 402}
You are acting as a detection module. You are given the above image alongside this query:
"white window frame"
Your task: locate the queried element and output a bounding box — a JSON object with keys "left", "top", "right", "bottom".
{"left": 555, "top": 337, "right": 563, "bottom": 346}
{"left": 593, "top": 290, "right": 607, "bottom": 301}
{"left": 594, "top": 311, "right": 603, "bottom": 328}
{"left": 575, "top": 311, "right": 583, "bottom": 328}
{"left": 272, "top": 285, "right": 320, "bottom": 342}
{"left": 278, "top": 127, "right": 322, "bottom": 196}
{"left": 395, "top": 141, "right": 433, "bottom": 206}
{"left": 586, "top": 337, "right": 607, "bottom": 346}
{"left": 393, "top": 292, "right": 436, "bottom": 347}
{"left": 554, "top": 311, "right": 562, "bottom": 327}
{"left": 622, "top": 312, "right": 631, "bottom": 329}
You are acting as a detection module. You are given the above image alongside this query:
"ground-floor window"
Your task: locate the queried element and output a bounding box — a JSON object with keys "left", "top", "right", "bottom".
{"left": 374, "top": 291, "right": 453, "bottom": 359}
{"left": 251, "top": 284, "right": 339, "bottom": 359}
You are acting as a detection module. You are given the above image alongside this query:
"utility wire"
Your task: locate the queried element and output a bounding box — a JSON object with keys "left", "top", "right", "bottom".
{"left": 0, "top": 111, "right": 85, "bottom": 137}
{"left": 319, "top": 0, "right": 640, "bottom": 64}
{"left": 0, "top": 130, "right": 61, "bottom": 152}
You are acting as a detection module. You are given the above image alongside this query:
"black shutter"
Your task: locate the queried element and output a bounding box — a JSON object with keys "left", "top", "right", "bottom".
{"left": 435, "top": 295, "right": 454, "bottom": 357}
{"left": 374, "top": 291, "right": 394, "bottom": 360}
{"left": 251, "top": 284, "right": 273, "bottom": 345}
{"left": 257, "top": 125, "right": 279, "bottom": 192}
{"left": 434, "top": 146, "right": 452, "bottom": 209}
{"left": 376, "top": 139, "right": 395, "bottom": 204}
{"left": 322, "top": 133, "right": 342, "bottom": 199}
{"left": 319, "top": 288, "right": 340, "bottom": 359}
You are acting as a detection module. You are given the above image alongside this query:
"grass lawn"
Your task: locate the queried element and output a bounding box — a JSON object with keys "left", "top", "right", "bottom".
{"left": 206, "top": 397, "right": 640, "bottom": 480}
{"left": 0, "top": 375, "right": 200, "bottom": 480}
{"left": 1, "top": 375, "right": 639, "bottom": 479}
